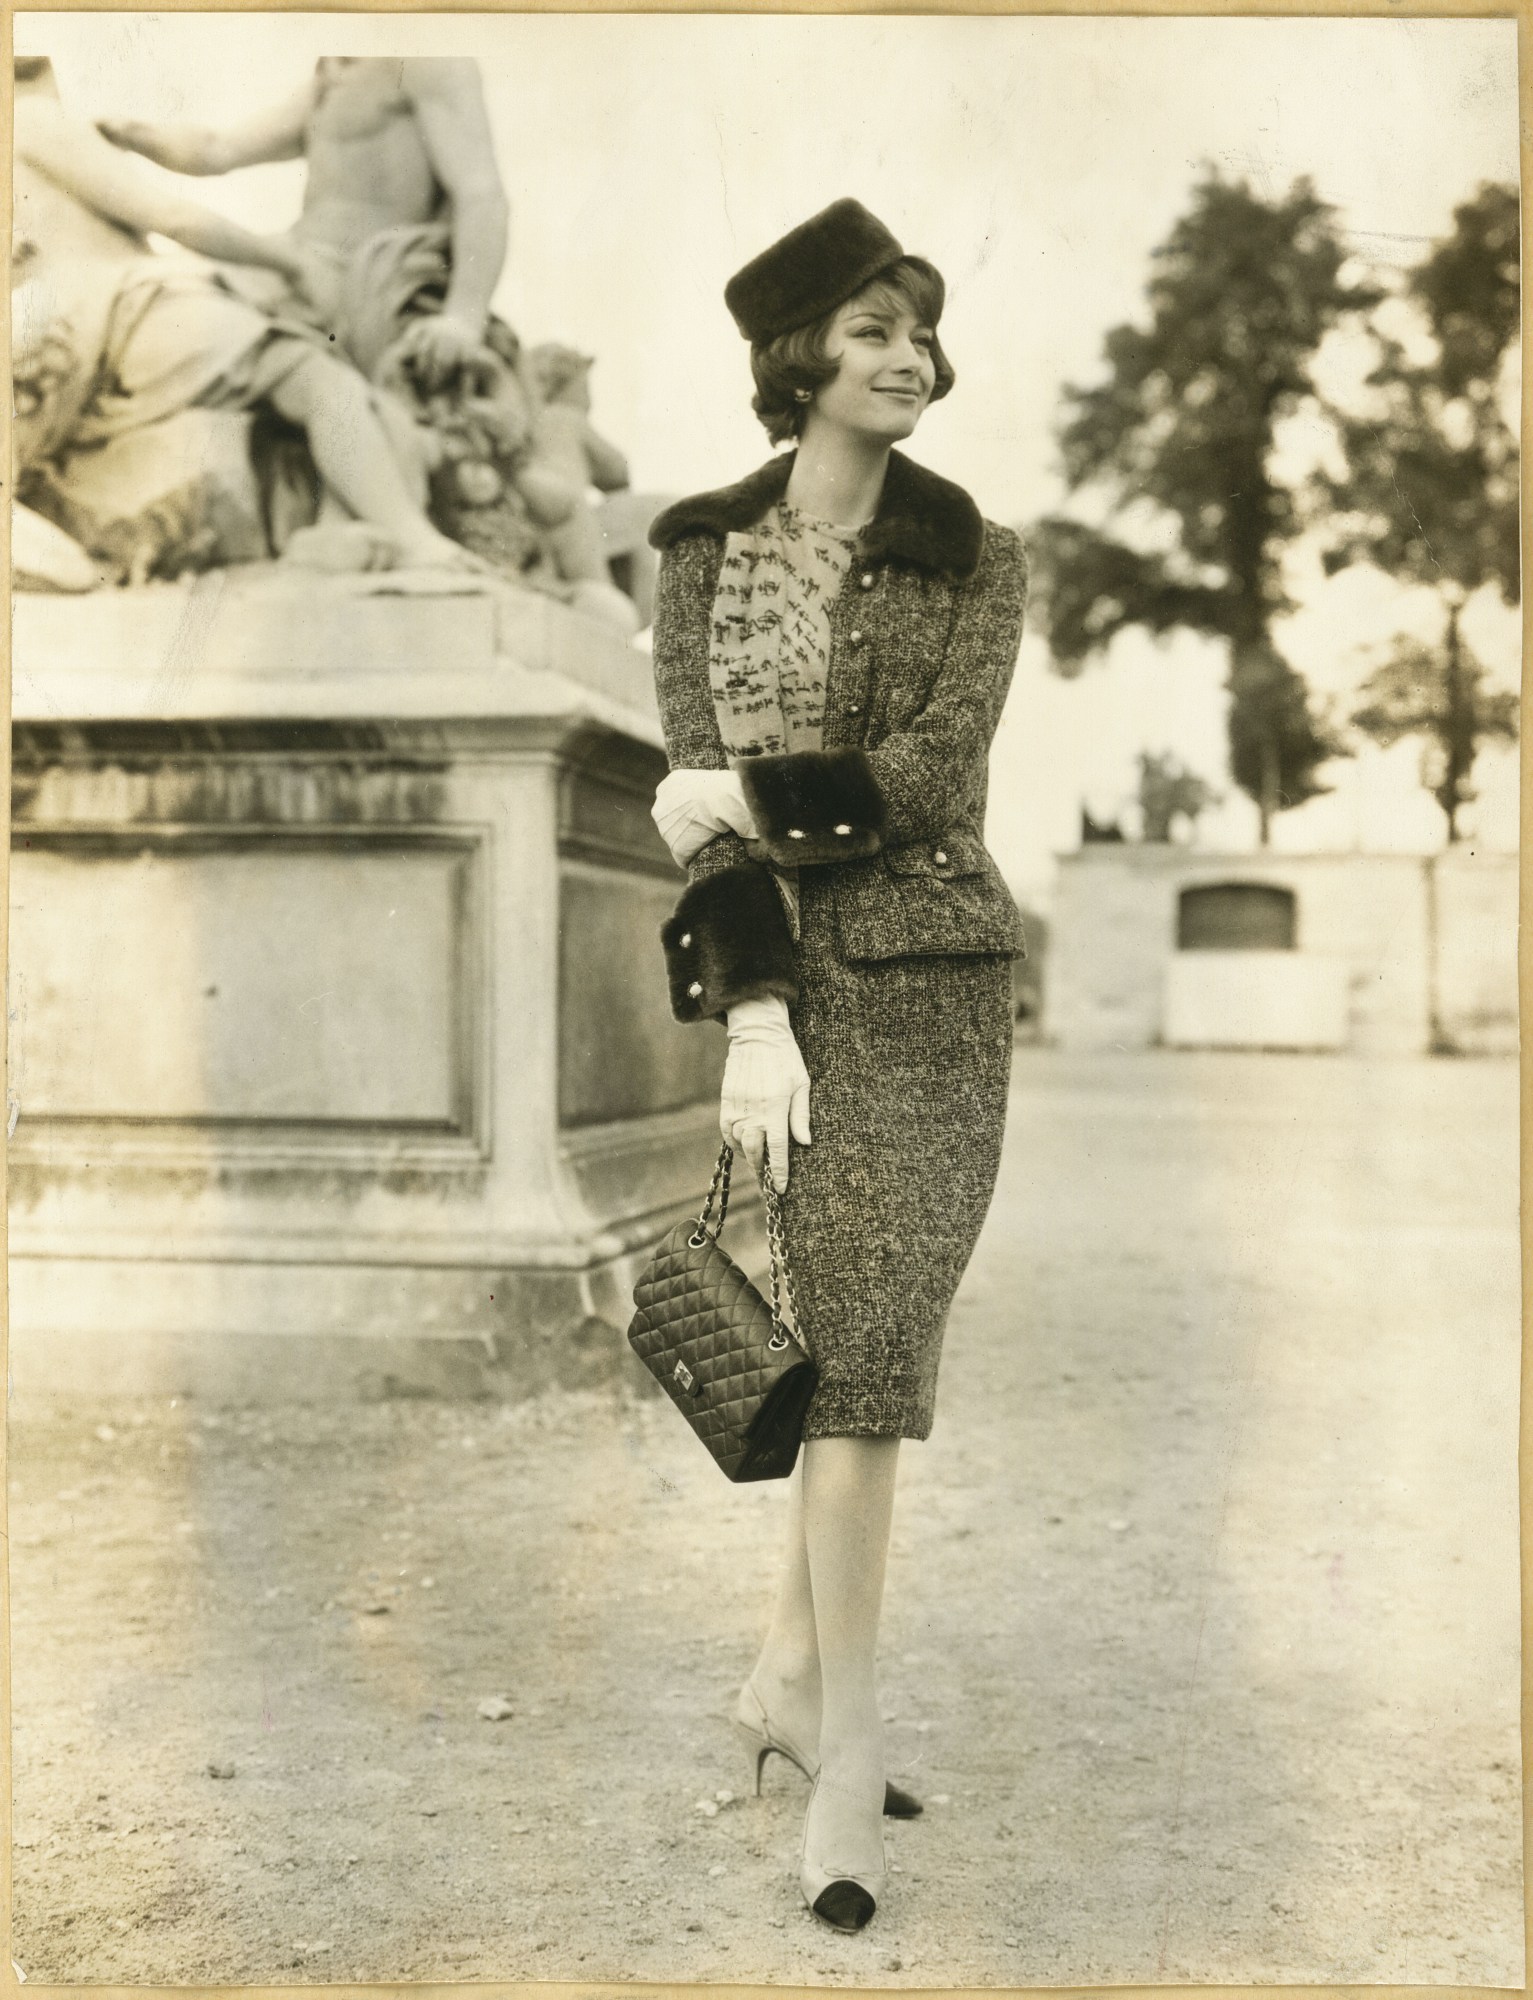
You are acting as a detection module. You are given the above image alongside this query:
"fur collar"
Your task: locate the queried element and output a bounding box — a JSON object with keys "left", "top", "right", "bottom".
{"left": 649, "top": 448, "right": 984, "bottom": 581}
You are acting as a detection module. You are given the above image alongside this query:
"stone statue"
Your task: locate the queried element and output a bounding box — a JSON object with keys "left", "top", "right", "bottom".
{"left": 523, "top": 346, "right": 663, "bottom": 630}
{"left": 432, "top": 343, "right": 640, "bottom": 621}
{"left": 13, "top": 56, "right": 478, "bottom": 584}
{"left": 103, "top": 58, "right": 649, "bottom": 629}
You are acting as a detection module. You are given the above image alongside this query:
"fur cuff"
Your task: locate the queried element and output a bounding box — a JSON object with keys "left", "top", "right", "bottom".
{"left": 662, "top": 865, "right": 799, "bottom": 1024}
{"left": 736, "top": 749, "right": 889, "bottom": 867}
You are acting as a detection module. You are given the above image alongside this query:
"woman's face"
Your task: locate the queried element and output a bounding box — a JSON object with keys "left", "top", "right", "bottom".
{"left": 806, "top": 290, "right": 937, "bottom": 443}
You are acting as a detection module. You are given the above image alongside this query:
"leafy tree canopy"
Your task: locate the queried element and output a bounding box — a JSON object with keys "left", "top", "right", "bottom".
{"left": 1317, "top": 181, "right": 1519, "bottom": 604}
{"left": 1321, "top": 182, "right": 1520, "bottom": 842}
{"left": 1136, "top": 751, "right": 1216, "bottom": 843}
{"left": 1030, "top": 170, "right": 1376, "bottom": 837}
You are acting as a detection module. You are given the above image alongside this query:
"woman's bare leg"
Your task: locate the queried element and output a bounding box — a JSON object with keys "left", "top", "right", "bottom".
{"left": 800, "top": 1436, "right": 900, "bottom": 1870}
{"left": 746, "top": 1464, "right": 823, "bottom": 1757}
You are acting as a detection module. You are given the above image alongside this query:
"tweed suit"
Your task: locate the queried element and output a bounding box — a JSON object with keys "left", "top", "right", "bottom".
{"left": 649, "top": 447, "right": 1028, "bottom": 1439}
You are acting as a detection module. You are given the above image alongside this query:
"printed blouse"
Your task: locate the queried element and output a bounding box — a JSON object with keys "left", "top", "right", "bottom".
{"left": 707, "top": 501, "right": 861, "bottom": 759}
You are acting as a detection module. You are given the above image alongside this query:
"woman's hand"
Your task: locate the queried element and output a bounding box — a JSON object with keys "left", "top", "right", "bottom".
{"left": 652, "top": 768, "right": 758, "bottom": 868}
{"left": 722, "top": 996, "right": 811, "bottom": 1193}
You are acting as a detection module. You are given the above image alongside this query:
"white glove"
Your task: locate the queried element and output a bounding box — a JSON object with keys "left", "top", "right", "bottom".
{"left": 721, "top": 996, "right": 811, "bottom": 1193}
{"left": 652, "top": 767, "right": 759, "bottom": 867}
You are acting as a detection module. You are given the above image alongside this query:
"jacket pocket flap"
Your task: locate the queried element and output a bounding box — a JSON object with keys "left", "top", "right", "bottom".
{"left": 883, "top": 831, "right": 988, "bottom": 878}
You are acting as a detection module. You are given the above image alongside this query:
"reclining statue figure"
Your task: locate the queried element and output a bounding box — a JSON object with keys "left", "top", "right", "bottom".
{"left": 102, "top": 57, "right": 649, "bottom": 629}
{"left": 13, "top": 56, "right": 481, "bottom": 587}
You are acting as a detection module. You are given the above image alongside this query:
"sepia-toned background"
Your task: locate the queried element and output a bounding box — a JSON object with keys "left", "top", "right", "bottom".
{"left": 8, "top": 10, "right": 1522, "bottom": 1988}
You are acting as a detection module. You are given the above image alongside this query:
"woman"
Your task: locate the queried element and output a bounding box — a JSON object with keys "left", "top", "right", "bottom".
{"left": 646, "top": 199, "right": 1028, "bottom": 1934}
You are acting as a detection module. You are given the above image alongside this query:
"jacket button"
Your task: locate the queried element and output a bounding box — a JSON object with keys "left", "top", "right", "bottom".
{"left": 859, "top": 571, "right": 876, "bottom": 591}
{"left": 834, "top": 823, "right": 853, "bottom": 836}
{"left": 687, "top": 981, "right": 704, "bottom": 999}
{"left": 849, "top": 629, "right": 864, "bottom": 645}
{"left": 934, "top": 848, "right": 949, "bottom": 866}
{"left": 787, "top": 828, "right": 805, "bottom": 840}
{"left": 847, "top": 702, "right": 862, "bottom": 715}
{"left": 679, "top": 932, "right": 692, "bottom": 948}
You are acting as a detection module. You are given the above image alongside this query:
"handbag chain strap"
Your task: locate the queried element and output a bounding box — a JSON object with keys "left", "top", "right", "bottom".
{"left": 689, "top": 1142, "right": 799, "bottom": 1352}
{"left": 689, "top": 1144, "right": 733, "bottom": 1245}
{"left": 760, "top": 1166, "right": 799, "bottom": 1350}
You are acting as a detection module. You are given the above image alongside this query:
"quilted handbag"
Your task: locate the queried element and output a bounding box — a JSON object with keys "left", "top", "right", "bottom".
{"left": 627, "top": 1144, "right": 818, "bottom": 1482}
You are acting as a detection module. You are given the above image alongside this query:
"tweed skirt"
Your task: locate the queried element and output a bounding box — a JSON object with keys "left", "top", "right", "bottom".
{"left": 780, "top": 872, "right": 1014, "bottom": 1441}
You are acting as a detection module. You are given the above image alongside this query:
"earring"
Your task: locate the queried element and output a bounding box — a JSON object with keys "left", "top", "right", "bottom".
{"left": 793, "top": 388, "right": 812, "bottom": 403}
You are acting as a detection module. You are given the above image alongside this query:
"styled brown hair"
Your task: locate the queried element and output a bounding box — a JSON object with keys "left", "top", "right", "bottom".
{"left": 749, "top": 256, "right": 955, "bottom": 445}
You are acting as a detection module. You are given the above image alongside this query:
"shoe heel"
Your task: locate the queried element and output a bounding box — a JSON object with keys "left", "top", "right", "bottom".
{"left": 734, "top": 1710, "right": 776, "bottom": 1797}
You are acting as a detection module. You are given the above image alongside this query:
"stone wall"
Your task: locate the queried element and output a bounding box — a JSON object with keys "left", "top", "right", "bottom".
{"left": 1043, "top": 846, "right": 1515, "bottom": 1056}
{"left": 9, "top": 570, "right": 727, "bottom": 1407}
{"left": 1432, "top": 848, "right": 1520, "bottom": 1055}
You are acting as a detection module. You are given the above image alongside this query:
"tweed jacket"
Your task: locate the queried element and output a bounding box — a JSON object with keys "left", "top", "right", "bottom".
{"left": 648, "top": 448, "right": 1029, "bottom": 1023}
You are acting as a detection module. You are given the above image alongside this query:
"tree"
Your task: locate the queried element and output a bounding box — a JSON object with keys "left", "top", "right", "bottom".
{"left": 1030, "top": 171, "right": 1375, "bottom": 841}
{"left": 1136, "top": 752, "right": 1215, "bottom": 843}
{"left": 1351, "top": 633, "right": 1518, "bottom": 842}
{"left": 1317, "top": 183, "right": 1520, "bottom": 841}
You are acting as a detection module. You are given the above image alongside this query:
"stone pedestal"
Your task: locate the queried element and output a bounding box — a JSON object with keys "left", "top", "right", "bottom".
{"left": 9, "top": 568, "right": 727, "bottom": 1406}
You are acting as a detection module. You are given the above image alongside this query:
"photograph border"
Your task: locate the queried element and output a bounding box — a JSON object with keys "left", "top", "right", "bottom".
{"left": 3, "top": 2, "right": 1528, "bottom": 1995}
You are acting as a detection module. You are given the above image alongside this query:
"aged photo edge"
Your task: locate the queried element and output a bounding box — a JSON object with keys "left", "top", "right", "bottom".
{"left": 1, "top": 2, "right": 1528, "bottom": 1996}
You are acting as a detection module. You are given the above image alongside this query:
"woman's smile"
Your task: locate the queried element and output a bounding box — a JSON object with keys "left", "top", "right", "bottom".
{"left": 810, "top": 297, "right": 937, "bottom": 439}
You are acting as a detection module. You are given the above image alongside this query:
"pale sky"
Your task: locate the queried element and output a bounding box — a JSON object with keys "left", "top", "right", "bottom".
{"left": 19, "top": 13, "right": 1521, "bottom": 899}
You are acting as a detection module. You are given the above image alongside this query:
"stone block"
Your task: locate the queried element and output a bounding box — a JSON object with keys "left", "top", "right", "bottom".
{"left": 1432, "top": 851, "right": 1518, "bottom": 1055}
{"left": 9, "top": 568, "right": 723, "bottom": 1407}
{"left": 1163, "top": 951, "right": 1350, "bottom": 1050}
{"left": 1044, "top": 847, "right": 1436, "bottom": 1055}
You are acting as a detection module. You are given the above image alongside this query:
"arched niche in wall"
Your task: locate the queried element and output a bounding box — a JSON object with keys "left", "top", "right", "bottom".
{"left": 1176, "top": 881, "right": 1297, "bottom": 952}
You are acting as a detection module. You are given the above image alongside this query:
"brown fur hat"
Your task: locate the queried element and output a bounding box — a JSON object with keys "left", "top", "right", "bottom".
{"left": 725, "top": 199, "right": 906, "bottom": 343}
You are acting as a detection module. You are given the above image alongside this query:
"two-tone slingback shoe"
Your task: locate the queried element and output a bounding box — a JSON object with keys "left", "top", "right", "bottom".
{"left": 799, "top": 1771, "right": 887, "bottom": 1933}
{"left": 734, "top": 1678, "right": 924, "bottom": 1818}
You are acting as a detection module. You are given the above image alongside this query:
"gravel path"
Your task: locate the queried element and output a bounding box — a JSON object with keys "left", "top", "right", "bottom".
{"left": 10, "top": 1050, "right": 1523, "bottom": 1986}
